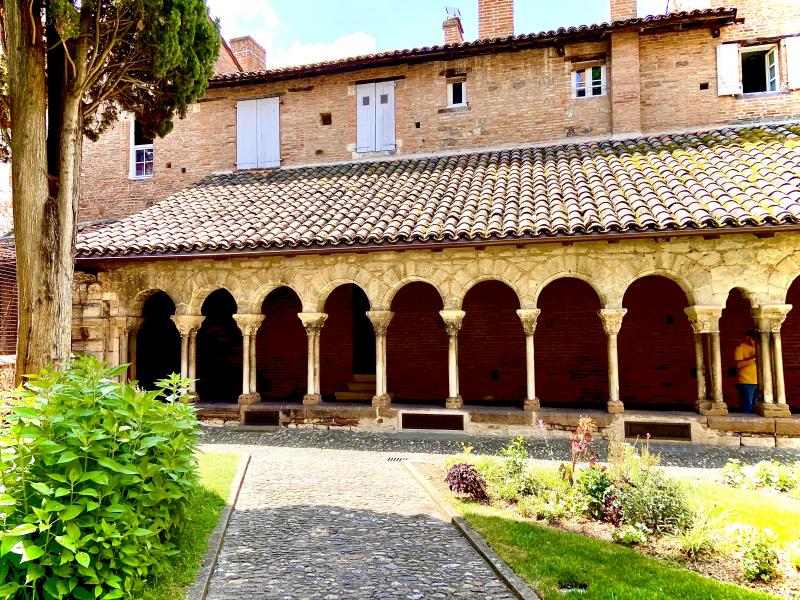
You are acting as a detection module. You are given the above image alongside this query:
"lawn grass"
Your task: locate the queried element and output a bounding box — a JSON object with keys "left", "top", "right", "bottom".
{"left": 456, "top": 499, "right": 779, "bottom": 600}
{"left": 685, "top": 479, "right": 800, "bottom": 546}
{"left": 145, "top": 450, "right": 241, "bottom": 600}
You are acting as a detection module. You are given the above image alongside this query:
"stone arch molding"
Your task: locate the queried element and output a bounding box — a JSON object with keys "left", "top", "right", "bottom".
{"left": 238, "top": 281, "right": 308, "bottom": 315}
{"left": 533, "top": 271, "right": 609, "bottom": 308}
{"left": 181, "top": 270, "right": 247, "bottom": 315}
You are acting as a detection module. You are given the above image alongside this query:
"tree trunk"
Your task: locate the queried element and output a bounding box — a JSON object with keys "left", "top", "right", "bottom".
{"left": 5, "top": 1, "right": 68, "bottom": 382}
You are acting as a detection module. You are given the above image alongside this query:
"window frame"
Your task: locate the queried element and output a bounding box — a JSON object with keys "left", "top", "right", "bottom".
{"left": 447, "top": 78, "right": 468, "bottom": 108}
{"left": 129, "top": 118, "right": 154, "bottom": 180}
{"left": 572, "top": 65, "right": 606, "bottom": 99}
{"left": 740, "top": 43, "right": 780, "bottom": 94}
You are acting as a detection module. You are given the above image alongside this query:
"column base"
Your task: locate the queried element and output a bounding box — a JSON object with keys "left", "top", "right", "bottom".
{"left": 445, "top": 395, "right": 464, "bottom": 409}
{"left": 184, "top": 392, "right": 199, "bottom": 404}
{"left": 523, "top": 398, "right": 540, "bottom": 411}
{"left": 607, "top": 400, "right": 625, "bottom": 414}
{"left": 303, "top": 393, "right": 322, "bottom": 406}
{"left": 755, "top": 401, "right": 792, "bottom": 418}
{"left": 372, "top": 394, "right": 392, "bottom": 407}
{"left": 238, "top": 393, "right": 261, "bottom": 405}
{"left": 695, "top": 400, "right": 728, "bottom": 416}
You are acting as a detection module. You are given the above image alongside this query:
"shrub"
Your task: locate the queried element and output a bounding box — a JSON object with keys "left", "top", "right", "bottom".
{"left": 612, "top": 524, "right": 650, "bottom": 546}
{"left": 515, "top": 490, "right": 569, "bottom": 523}
{"left": 0, "top": 357, "right": 198, "bottom": 599}
{"left": 577, "top": 464, "right": 613, "bottom": 520}
{"left": 602, "top": 492, "right": 624, "bottom": 527}
{"left": 614, "top": 470, "right": 693, "bottom": 535}
{"left": 671, "top": 505, "right": 729, "bottom": 560}
{"left": 738, "top": 528, "right": 780, "bottom": 582}
{"left": 562, "top": 417, "right": 598, "bottom": 486}
{"left": 607, "top": 436, "right": 660, "bottom": 482}
{"left": 445, "top": 463, "right": 489, "bottom": 504}
{"left": 788, "top": 542, "right": 800, "bottom": 571}
{"left": 753, "top": 461, "right": 780, "bottom": 489}
{"left": 721, "top": 459, "right": 747, "bottom": 488}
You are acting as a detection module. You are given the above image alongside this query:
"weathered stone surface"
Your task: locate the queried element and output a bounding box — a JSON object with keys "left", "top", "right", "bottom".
{"left": 470, "top": 411, "right": 532, "bottom": 426}
{"left": 776, "top": 418, "right": 800, "bottom": 436}
{"left": 740, "top": 436, "right": 776, "bottom": 448}
{"left": 707, "top": 416, "right": 776, "bottom": 434}
{"left": 205, "top": 445, "right": 515, "bottom": 599}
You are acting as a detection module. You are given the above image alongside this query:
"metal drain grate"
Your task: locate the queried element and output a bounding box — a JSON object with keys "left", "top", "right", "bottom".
{"left": 625, "top": 421, "right": 691, "bottom": 441}
{"left": 386, "top": 457, "right": 408, "bottom": 462}
{"left": 401, "top": 412, "right": 465, "bottom": 431}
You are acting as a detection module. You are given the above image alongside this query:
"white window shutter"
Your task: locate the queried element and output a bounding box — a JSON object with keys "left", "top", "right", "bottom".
{"left": 236, "top": 100, "right": 258, "bottom": 169}
{"left": 716, "top": 43, "right": 741, "bottom": 96}
{"left": 375, "top": 81, "right": 396, "bottom": 151}
{"left": 257, "top": 97, "right": 280, "bottom": 168}
{"left": 785, "top": 36, "right": 800, "bottom": 90}
{"left": 356, "top": 83, "right": 376, "bottom": 152}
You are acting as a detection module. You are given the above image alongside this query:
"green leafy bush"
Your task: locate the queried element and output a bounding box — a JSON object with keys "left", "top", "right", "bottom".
{"left": 670, "top": 505, "right": 729, "bottom": 560}
{"left": 787, "top": 541, "right": 800, "bottom": 571}
{"left": 721, "top": 459, "right": 747, "bottom": 488}
{"left": 738, "top": 527, "right": 780, "bottom": 582}
{"left": 614, "top": 470, "right": 693, "bottom": 535}
{"left": 577, "top": 464, "right": 613, "bottom": 520}
{"left": 0, "top": 357, "right": 198, "bottom": 599}
{"left": 753, "top": 461, "right": 780, "bottom": 489}
{"left": 445, "top": 463, "right": 489, "bottom": 504}
{"left": 612, "top": 524, "right": 650, "bottom": 546}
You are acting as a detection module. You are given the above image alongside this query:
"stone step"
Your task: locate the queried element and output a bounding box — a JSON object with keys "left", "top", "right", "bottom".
{"left": 334, "top": 391, "right": 373, "bottom": 401}
{"left": 348, "top": 381, "right": 375, "bottom": 392}
{"left": 353, "top": 373, "right": 376, "bottom": 383}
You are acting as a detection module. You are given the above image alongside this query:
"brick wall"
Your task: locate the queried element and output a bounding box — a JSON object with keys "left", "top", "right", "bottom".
{"left": 229, "top": 36, "right": 266, "bottom": 73}
{"left": 477, "top": 0, "right": 514, "bottom": 39}
{"left": 719, "top": 288, "right": 756, "bottom": 410}
{"left": 79, "top": 40, "right": 612, "bottom": 220}
{"left": 459, "top": 281, "right": 525, "bottom": 404}
{"left": 255, "top": 286, "right": 306, "bottom": 401}
{"left": 215, "top": 42, "right": 242, "bottom": 76}
{"left": 782, "top": 278, "right": 800, "bottom": 410}
{"left": 320, "top": 284, "right": 357, "bottom": 396}
{"left": 619, "top": 276, "right": 696, "bottom": 409}
{"left": 535, "top": 278, "right": 607, "bottom": 408}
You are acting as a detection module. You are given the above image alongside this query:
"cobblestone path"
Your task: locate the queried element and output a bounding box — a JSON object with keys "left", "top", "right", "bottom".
{"left": 206, "top": 445, "right": 515, "bottom": 600}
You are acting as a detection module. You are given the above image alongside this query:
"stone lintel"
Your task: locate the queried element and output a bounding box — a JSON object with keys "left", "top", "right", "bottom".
{"left": 684, "top": 305, "right": 723, "bottom": 334}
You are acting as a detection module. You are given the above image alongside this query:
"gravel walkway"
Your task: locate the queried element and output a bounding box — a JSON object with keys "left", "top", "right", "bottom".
{"left": 205, "top": 441, "right": 515, "bottom": 600}
{"left": 201, "top": 426, "right": 800, "bottom": 469}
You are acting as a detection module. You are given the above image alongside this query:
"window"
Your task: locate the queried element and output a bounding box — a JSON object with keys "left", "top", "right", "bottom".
{"left": 130, "top": 119, "right": 154, "bottom": 179}
{"left": 741, "top": 46, "right": 778, "bottom": 93}
{"left": 356, "top": 81, "right": 395, "bottom": 152}
{"left": 573, "top": 65, "right": 606, "bottom": 98}
{"left": 447, "top": 79, "right": 467, "bottom": 107}
{"left": 236, "top": 97, "right": 280, "bottom": 169}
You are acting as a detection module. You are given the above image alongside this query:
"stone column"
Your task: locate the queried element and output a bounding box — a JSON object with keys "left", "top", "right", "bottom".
{"left": 753, "top": 304, "right": 792, "bottom": 417}
{"left": 366, "top": 310, "right": 394, "bottom": 407}
{"left": 115, "top": 317, "right": 131, "bottom": 381}
{"left": 684, "top": 306, "right": 726, "bottom": 416}
{"left": 440, "top": 310, "right": 465, "bottom": 409}
{"left": 233, "top": 314, "right": 265, "bottom": 405}
{"left": 298, "top": 312, "right": 328, "bottom": 405}
{"left": 598, "top": 308, "right": 627, "bottom": 414}
{"left": 516, "top": 308, "right": 541, "bottom": 411}
{"left": 171, "top": 315, "right": 205, "bottom": 398}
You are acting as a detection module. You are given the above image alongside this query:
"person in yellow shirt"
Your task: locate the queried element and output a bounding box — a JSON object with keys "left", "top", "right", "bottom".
{"left": 734, "top": 329, "right": 758, "bottom": 413}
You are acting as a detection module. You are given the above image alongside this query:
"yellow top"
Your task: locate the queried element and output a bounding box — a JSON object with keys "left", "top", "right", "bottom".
{"left": 734, "top": 342, "right": 757, "bottom": 385}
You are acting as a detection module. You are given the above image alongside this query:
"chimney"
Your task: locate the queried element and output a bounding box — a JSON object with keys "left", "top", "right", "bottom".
{"left": 229, "top": 35, "right": 267, "bottom": 72}
{"left": 609, "top": 0, "right": 637, "bottom": 21}
{"left": 443, "top": 11, "right": 465, "bottom": 44}
{"left": 478, "top": 0, "right": 514, "bottom": 40}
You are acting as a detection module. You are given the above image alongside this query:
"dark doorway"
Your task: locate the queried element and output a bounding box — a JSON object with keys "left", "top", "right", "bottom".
{"left": 196, "top": 289, "right": 242, "bottom": 403}
{"left": 135, "top": 291, "right": 180, "bottom": 390}
{"left": 720, "top": 288, "right": 756, "bottom": 411}
{"left": 352, "top": 287, "right": 375, "bottom": 374}
{"left": 256, "top": 287, "right": 306, "bottom": 402}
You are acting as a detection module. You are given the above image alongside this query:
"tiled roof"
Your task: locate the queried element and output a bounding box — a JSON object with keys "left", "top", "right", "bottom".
{"left": 210, "top": 8, "right": 737, "bottom": 87}
{"left": 76, "top": 123, "right": 800, "bottom": 259}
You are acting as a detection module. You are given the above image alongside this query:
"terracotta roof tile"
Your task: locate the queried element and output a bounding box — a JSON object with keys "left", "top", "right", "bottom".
{"left": 76, "top": 124, "right": 800, "bottom": 258}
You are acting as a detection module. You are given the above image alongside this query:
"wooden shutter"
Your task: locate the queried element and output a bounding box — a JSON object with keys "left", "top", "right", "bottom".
{"left": 236, "top": 100, "right": 258, "bottom": 169}
{"left": 716, "top": 43, "right": 741, "bottom": 96}
{"left": 785, "top": 36, "right": 800, "bottom": 90}
{"left": 375, "top": 80, "right": 396, "bottom": 151}
{"left": 356, "top": 83, "right": 376, "bottom": 152}
{"left": 257, "top": 97, "right": 280, "bottom": 168}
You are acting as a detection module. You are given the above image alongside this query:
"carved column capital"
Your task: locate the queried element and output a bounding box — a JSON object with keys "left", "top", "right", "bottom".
{"left": 439, "top": 310, "right": 466, "bottom": 335}
{"left": 684, "top": 306, "right": 723, "bottom": 334}
{"left": 366, "top": 310, "right": 394, "bottom": 335}
{"left": 598, "top": 308, "right": 627, "bottom": 336}
{"left": 233, "top": 313, "right": 265, "bottom": 336}
{"left": 171, "top": 315, "right": 205, "bottom": 337}
{"left": 298, "top": 312, "right": 328, "bottom": 334}
{"left": 753, "top": 304, "right": 793, "bottom": 333}
{"left": 516, "top": 308, "right": 541, "bottom": 336}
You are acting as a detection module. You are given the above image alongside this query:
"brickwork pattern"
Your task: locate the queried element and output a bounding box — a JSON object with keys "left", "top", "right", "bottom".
{"left": 477, "top": 0, "right": 514, "bottom": 39}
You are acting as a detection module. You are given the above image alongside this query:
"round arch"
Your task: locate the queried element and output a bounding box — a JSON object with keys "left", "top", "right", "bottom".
{"left": 195, "top": 289, "right": 242, "bottom": 403}
{"left": 454, "top": 275, "right": 523, "bottom": 311}
{"left": 381, "top": 276, "right": 448, "bottom": 311}
{"left": 620, "top": 269, "right": 697, "bottom": 307}
{"left": 135, "top": 291, "right": 180, "bottom": 390}
{"left": 533, "top": 272, "right": 608, "bottom": 308}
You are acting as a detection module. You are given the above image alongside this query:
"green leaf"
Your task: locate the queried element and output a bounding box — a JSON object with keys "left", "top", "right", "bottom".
{"left": 26, "top": 562, "right": 45, "bottom": 583}
{"left": 55, "top": 486, "right": 72, "bottom": 497}
{"left": 0, "top": 493, "right": 17, "bottom": 507}
{"left": 73, "top": 587, "right": 94, "bottom": 600}
{"left": 20, "top": 540, "right": 45, "bottom": 563}
{"left": 76, "top": 551, "right": 90, "bottom": 568}
{"left": 102, "top": 590, "right": 124, "bottom": 599}
{"left": 55, "top": 535, "right": 77, "bottom": 553}
{"left": 7, "top": 523, "right": 37, "bottom": 536}
{"left": 97, "top": 457, "right": 138, "bottom": 475}
{"left": 57, "top": 451, "right": 80, "bottom": 464}
{"left": 12, "top": 406, "right": 39, "bottom": 419}
{"left": 30, "top": 481, "right": 52, "bottom": 496}
{"left": 61, "top": 504, "right": 85, "bottom": 521}
{"left": 80, "top": 471, "right": 109, "bottom": 486}
{"left": 0, "top": 583, "right": 21, "bottom": 596}
{"left": 0, "top": 536, "right": 20, "bottom": 557}
{"left": 38, "top": 440, "right": 67, "bottom": 454}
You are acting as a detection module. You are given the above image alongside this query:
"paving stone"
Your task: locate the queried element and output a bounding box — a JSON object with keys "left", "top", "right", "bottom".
{"left": 205, "top": 442, "right": 516, "bottom": 599}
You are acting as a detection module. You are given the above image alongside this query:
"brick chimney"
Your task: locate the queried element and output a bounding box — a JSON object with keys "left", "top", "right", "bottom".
{"left": 443, "top": 14, "right": 465, "bottom": 44}
{"left": 229, "top": 36, "right": 267, "bottom": 72}
{"left": 609, "top": 0, "right": 637, "bottom": 21}
{"left": 478, "top": 0, "right": 514, "bottom": 40}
